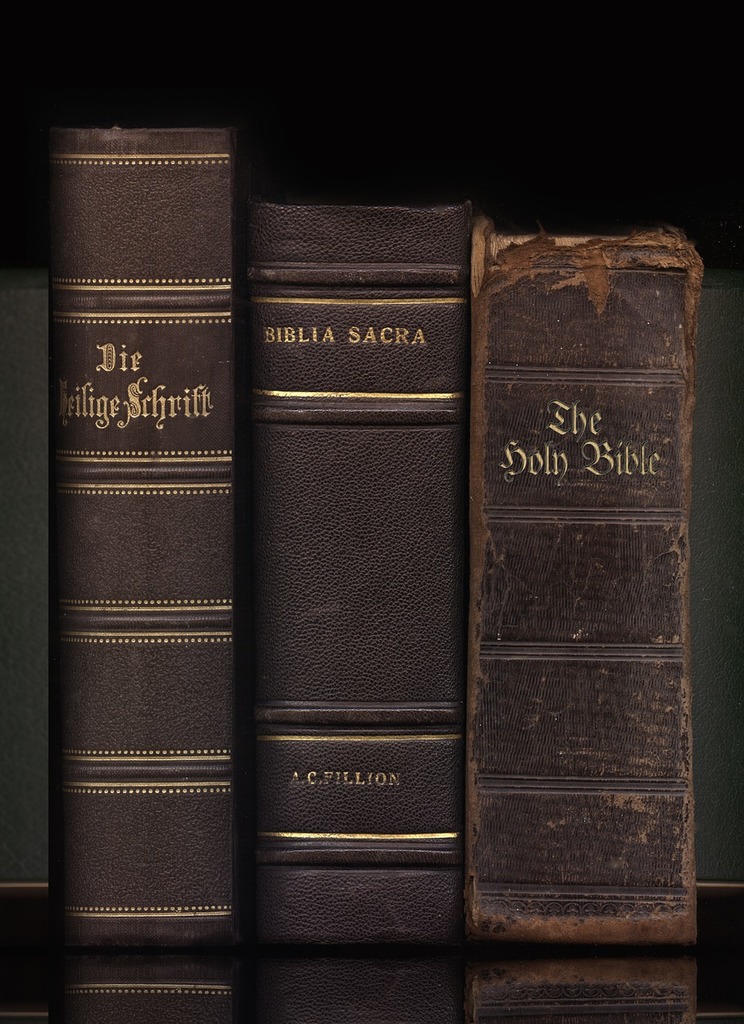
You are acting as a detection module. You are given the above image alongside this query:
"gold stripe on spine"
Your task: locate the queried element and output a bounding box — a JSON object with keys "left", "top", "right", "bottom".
{"left": 60, "top": 599, "right": 232, "bottom": 610}
{"left": 57, "top": 449, "right": 232, "bottom": 456}
{"left": 253, "top": 389, "right": 464, "bottom": 400}
{"left": 64, "top": 781, "right": 231, "bottom": 793}
{"left": 64, "top": 753, "right": 231, "bottom": 763}
{"left": 66, "top": 984, "right": 232, "bottom": 995}
{"left": 57, "top": 454, "right": 233, "bottom": 464}
{"left": 50, "top": 152, "right": 231, "bottom": 161}
{"left": 257, "top": 733, "right": 461, "bottom": 742}
{"left": 53, "top": 312, "right": 231, "bottom": 323}
{"left": 65, "top": 905, "right": 232, "bottom": 918}
{"left": 57, "top": 483, "right": 231, "bottom": 494}
{"left": 251, "top": 296, "right": 466, "bottom": 306}
{"left": 61, "top": 630, "right": 232, "bottom": 641}
{"left": 259, "top": 831, "right": 459, "bottom": 840}
{"left": 53, "top": 282, "right": 231, "bottom": 292}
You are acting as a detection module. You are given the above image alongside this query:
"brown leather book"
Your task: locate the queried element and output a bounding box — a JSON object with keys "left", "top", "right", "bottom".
{"left": 467, "top": 223, "right": 702, "bottom": 943}
{"left": 50, "top": 127, "right": 243, "bottom": 945}
{"left": 466, "top": 959, "right": 696, "bottom": 1024}
{"left": 249, "top": 201, "right": 470, "bottom": 943}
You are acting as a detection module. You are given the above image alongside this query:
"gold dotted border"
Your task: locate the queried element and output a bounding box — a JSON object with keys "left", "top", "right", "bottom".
{"left": 57, "top": 450, "right": 232, "bottom": 457}
{"left": 61, "top": 634, "right": 232, "bottom": 644}
{"left": 63, "top": 748, "right": 230, "bottom": 756}
{"left": 53, "top": 314, "right": 231, "bottom": 325}
{"left": 63, "top": 784, "right": 231, "bottom": 795}
{"left": 66, "top": 985, "right": 231, "bottom": 996}
{"left": 60, "top": 598, "right": 231, "bottom": 607}
{"left": 53, "top": 277, "right": 231, "bottom": 286}
{"left": 51, "top": 156, "right": 230, "bottom": 166}
{"left": 57, "top": 486, "right": 231, "bottom": 496}
{"left": 65, "top": 903, "right": 231, "bottom": 912}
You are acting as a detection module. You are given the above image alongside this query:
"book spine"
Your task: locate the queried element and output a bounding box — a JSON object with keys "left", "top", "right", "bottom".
{"left": 249, "top": 201, "right": 469, "bottom": 944}
{"left": 50, "top": 127, "right": 240, "bottom": 945}
{"left": 467, "top": 225, "right": 702, "bottom": 943}
{"left": 466, "top": 958, "right": 696, "bottom": 1024}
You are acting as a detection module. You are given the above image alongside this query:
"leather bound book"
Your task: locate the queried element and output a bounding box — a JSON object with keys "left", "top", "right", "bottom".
{"left": 467, "top": 222, "right": 702, "bottom": 943}
{"left": 0, "top": 271, "right": 48, "bottom": 943}
{"left": 50, "top": 127, "right": 242, "bottom": 945}
{"left": 64, "top": 955, "right": 236, "bottom": 1024}
{"left": 249, "top": 201, "right": 470, "bottom": 944}
{"left": 466, "top": 959, "right": 696, "bottom": 1024}
{"left": 257, "top": 957, "right": 463, "bottom": 1023}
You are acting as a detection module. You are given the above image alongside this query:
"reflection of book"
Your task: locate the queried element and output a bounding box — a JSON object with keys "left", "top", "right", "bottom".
{"left": 258, "top": 958, "right": 463, "bottom": 1024}
{"left": 467, "top": 960, "right": 696, "bottom": 1024}
{"left": 0, "top": 270, "right": 48, "bottom": 945}
{"left": 65, "top": 957, "right": 235, "bottom": 1024}
{"left": 692, "top": 270, "right": 744, "bottom": 886}
{"left": 467, "top": 223, "right": 702, "bottom": 943}
{"left": 51, "top": 128, "right": 241, "bottom": 945}
{"left": 249, "top": 201, "right": 470, "bottom": 943}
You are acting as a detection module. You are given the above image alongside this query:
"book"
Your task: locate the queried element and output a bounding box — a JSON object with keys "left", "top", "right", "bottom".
{"left": 257, "top": 956, "right": 463, "bottom": 1023}
{"left": 249, "top": 200, "right": 470, "bottom": 943}
{"left": 64, "top": 955, "right": 236, "bottom": 1023}
{"left": 50, "top": 127, "right": 243, "bottom": 945}
{"left": 467, "top": 222, "right": 702, "bottom": 943}
{"left": 466, "top": 959, "right": 696, "bottom": 1024}
{"left": 0, "top": 270, "right": 48, "bottom": 944}
{"left": 691, "top": 270, "right": 744, "bottom": 885}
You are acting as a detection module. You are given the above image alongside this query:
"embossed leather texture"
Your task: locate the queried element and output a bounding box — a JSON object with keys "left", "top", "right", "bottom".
{"left": 467, "top": 225, "right": 702, "bottom": 943}
{"left": 50, "top": 127, "right": 243, "bottom": 945}
{"left": 249, "top": 201, "right": 470, "bottom": 944}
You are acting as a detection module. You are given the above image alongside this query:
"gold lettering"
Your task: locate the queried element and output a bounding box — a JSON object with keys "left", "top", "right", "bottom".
{"left": 322, "top": 327, "right": 335, "bottom": 343}
{"left": 395, "top": 327, "right": 409, "bottom": 344}
{"left": 96, "top": 343, "right": 117, "bottom": 372}
{"left": 348, "top": 326, "right": 361, "bottom": 343}
{"left": 265, "top": 327, "right": 275, "bottom": 342}
{"left": 380, "top": 327, "right": 393, "bottom": 344}
{"left": 547, "top": 399, "right": 601, "bottom": 440}
{"left": 363, "top": 327, "right": 377, "bottom": 343}
{"left": 411, "top": 328, "right": 426, "bottom": 345}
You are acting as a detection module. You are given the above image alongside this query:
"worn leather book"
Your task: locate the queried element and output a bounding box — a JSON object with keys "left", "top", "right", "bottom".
{"left": 50, "top": 127, "right": 243, "bottom": 944}
{"left": 0, "top": 271, "right": 48, "bottom": 944}
{"left": 466, "top": 959, "right": 696, "bottom": 1024}
{"left": 691, "top": 270, "right": 744, "bottom": 886}
{"left": 64, "top": 956, "right": 235, "bottom": 1024}
{"left": 257, "top": 957, "right": 463, "bottom": 1023}
{"left": 249, "top": 201, "right": 470, "bottom": 943}
{"left": 467, "top": 222, "right": 702, "bottom": 943}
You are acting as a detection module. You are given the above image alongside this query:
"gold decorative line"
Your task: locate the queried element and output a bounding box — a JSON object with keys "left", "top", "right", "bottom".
{"left": 56, "top": 456, "right": 233, "bottom": 464}
{"left": 257, "top": 733, "right": 461, "bottom": 742}
{"left": 53, "top": 311, "right": 231, "bottom": 320}
{"left": 64, "top": 747, "right": 230, "bottom": 756}
{"left": 250, "top": 296, "right": 466, "bottom": 306}
{"left": 60, "top": 599, "right": 232, "bottom": 610}
{"left": 66, "top": 983, "right": 231, "bottom": 995}
{"left": 253, "top": 389, "right": 464, "bottom": 400}
{"left": 259, "top": 831, "right": 459, "bottom": 840}
{"left": 53, "top": 282, "right": 231, "bottom": 292}
{"left": 61, "top": 629, "right": 232, "bottom": 642}
{"left": 64, "top": 753, "right": 231, "bottom": 763}
{"left": 57, "top": 484, "right": 231, "bottom": 496}
{"left": 65, "top": 904, "right": 232, "bottom": 918}
{"left": 64, "top": 782, "right": 231, "bottom": 794}
{"left": 50, "top": 152, "right": 231, "bottom": 161}
{"left": 57, "top": 449, "right": 232, "bottom": 457}
{"left": 54, "top": 276, "right": 231, "bottom": 285}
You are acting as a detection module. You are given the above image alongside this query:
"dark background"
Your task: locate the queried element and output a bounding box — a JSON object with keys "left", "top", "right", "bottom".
{"left": 8, "top": 85, "right": 744, "bottom": 270}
